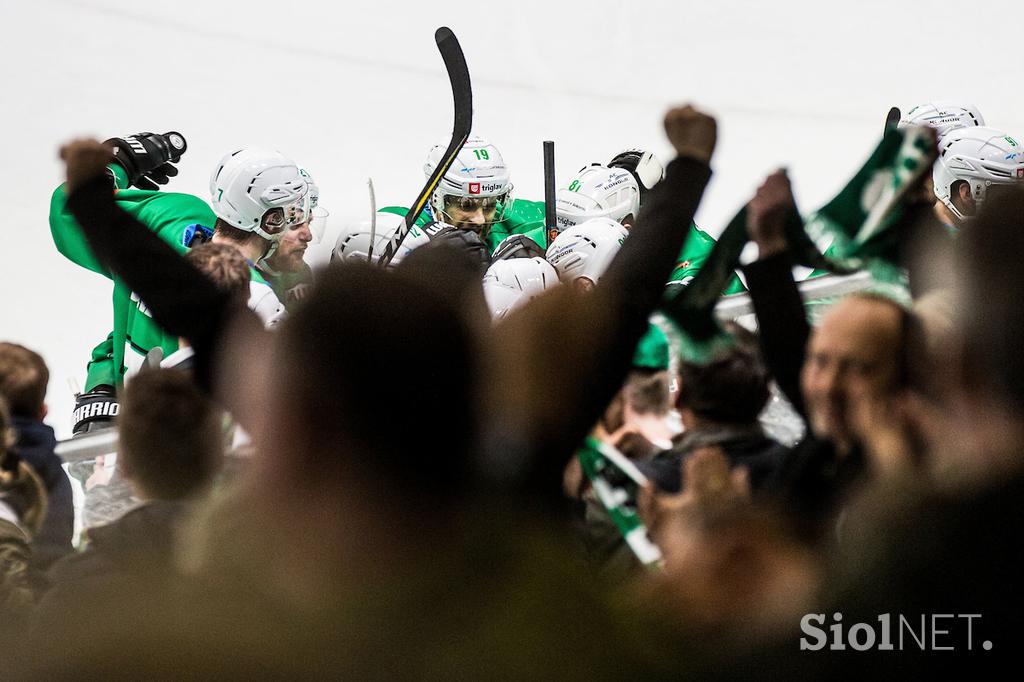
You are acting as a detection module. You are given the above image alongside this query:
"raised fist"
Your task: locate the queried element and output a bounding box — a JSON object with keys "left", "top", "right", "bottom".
{"left": 663, "top": 105, "right": 717, "bottom": 165}
{"left": 746, "top": 169, "right": 795, "bottom": 258}
{"left": 60, "top": 138, "right": 114, "bottom": 194}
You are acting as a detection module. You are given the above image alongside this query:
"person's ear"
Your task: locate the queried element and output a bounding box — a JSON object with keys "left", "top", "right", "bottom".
{"left": 39, "top": 403, "right": 48, "bottom": 421}
{"left": 958, "top": 183, "right": 973, "bottom": 203}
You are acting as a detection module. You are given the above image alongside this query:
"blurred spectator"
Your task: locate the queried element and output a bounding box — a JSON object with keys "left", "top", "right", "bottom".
{"left": 639, "top": 323, "right": 788, "bottom": 495}
{"left": 0, "top": 342, "right": 73, "bottom": 565}
{"left": 33, "top": 368, "right": 224, "bottom": 632}
{"left": 0, "top": 396, "right": 47, "bottom": 634}
{"left": 741, "top": 172, "right": 913, "bottom": 541}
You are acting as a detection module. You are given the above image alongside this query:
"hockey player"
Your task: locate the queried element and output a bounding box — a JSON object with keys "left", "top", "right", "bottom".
{"left": 932, "top": 126, "right": 1024, "bottom": 228}
{"left": 255, "top": 171, "right": 325, "bottom": 308}
{"left": 559, "top": 151, "right": 744, "bottom": 292}
{"left": 333, "top": 211, "right": 489, "bottom": 268}
{"left": 482, "top": 257, "right": 560, "bottom": 320}
{"left": 546, "top": 218, "right": 629, "bottom": 292}
{"left": 51, "top": 134, "right": 314, "bottom": 433}
{"left": 381, "top": 135, "right": 547, "bottom": 253}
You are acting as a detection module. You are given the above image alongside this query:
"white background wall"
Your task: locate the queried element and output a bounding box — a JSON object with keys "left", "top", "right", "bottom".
{"left": 3, "top": 0, "right": 1022, "bottom": 438}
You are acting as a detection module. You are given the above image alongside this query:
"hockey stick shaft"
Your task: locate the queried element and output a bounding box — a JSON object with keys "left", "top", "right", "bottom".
{"left": 543, "top": 140, "right": 557, "bottom": 246}
{"left": 366, "top": 177, "right": 377, "bottom": 263}
{"left": 378, "top": 27, "right": 472, "bottom": 267}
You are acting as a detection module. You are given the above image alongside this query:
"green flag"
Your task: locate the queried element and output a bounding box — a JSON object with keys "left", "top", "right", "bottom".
{"left": 576, "top": 437, "right": 663, "bottom": 568}
{"left": 657, "top": 125, "right": 936, "bottom": 359}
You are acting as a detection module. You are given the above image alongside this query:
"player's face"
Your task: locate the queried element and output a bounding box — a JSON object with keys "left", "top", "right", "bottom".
{"left": 443, "top": 195, "right": 501, "bottom": 234}
{"left": 266, "top": 221, "right": 313, "bottom": 272}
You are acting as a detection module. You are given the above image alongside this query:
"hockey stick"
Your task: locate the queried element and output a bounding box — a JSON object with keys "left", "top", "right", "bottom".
{"left": 366, "top": 178, "right": 377, "bottom": 264}
{"left": 543, "top": 140, "right": 557, "bottom": 246}
{"left": 378, "top": 27, "right": 472, "bottom": 267}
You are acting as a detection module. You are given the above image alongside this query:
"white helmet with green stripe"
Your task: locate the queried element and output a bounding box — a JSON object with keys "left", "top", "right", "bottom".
{"left": 546, "top": 217, "right": 629, "bottom": 287}
{"left": 556, "top": 165, "right": 640, "bottom": 230}
{"left": 332, "top": 211, "right": 430, "bottom": 266}
{"left": 933, "top": 126, "right": 1024, "bottom": 221}
{"left": 482, "top": 257, "right": 559, "bottom": 320}
{"left": 901, "top": 101, "right": 985, "bottom": 139}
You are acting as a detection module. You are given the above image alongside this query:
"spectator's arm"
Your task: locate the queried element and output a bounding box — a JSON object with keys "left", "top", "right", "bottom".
{"left": 740, "top": 171, "right": 810, "bottom": 418}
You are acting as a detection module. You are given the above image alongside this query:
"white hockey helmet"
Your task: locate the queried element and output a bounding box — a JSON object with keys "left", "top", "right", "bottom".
{"left": 482, "top": 257, "right": 559, "bottom": 320}
{"left": 900, "top": 101, "right": 985, "bottom": 139}
{"left": 209, "top": 148, "right": 311, "bottom": 242}
{"left": 546, "top": 217, "right": 629, "bottom": 286}
{"left": 933, "top": 126, "right": 1024, "bottom": 221}
{"left": 424, "top": 135, "right": 514, "bottom": 225}
{"left": 332, "top": 211, "right": 430, "bottom": 267}
{"left": 608, "top": 148, "right": 666, "bottom": 197}
{"left": 555, "top": 165, "right": 640, "bottom": 230}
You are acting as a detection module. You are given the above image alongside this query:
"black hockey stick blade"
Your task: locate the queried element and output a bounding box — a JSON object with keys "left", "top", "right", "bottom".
{"left": 884, "top": 106, "right": 902, "bottom": 133}
{"left": 543, "top": 140, "right": 557, "bottom": 246}
{"left": 378, "top": 27, "right": 472, "bottom": 267}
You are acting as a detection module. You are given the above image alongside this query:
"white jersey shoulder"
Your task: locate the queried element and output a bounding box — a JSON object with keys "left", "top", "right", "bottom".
{"left": 249, "top": 280, "right": 287, "bottom": 328}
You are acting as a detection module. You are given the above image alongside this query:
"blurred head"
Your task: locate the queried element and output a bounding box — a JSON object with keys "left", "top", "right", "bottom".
{"left": 263, "top": 262, "right": 477, "bottom": 508}
{"left": 118, "top": 369, "right": 223, "bottom": 501}
{"left": 184, "top": 242, "right": 251, "bottom": 305}
{"left": 677, "top": 325, "right": 770, "bottom": 427}
{"left": 800, "top": 295, "right": 904, "bottom": 453}
{"left": 0, "top": 342, "right": 48, "bottom": 420}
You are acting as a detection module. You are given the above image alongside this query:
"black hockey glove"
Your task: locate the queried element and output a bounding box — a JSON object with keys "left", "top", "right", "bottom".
{"left": 72, "top": 385, "right": 119, "bottom": 436}
{"left": 105, "top": 131, "right": 188, "bottom": 191}
{"left": 491, "top": 233, "right": 546, "bottom": 262}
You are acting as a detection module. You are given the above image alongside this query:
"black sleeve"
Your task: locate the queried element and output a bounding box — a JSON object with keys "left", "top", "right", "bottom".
{"left": 506, "top": 157, "right": 712, "bottom": 502}
{"left": 741, "top": 251, "right": 810, "bottom": 419}
{"left": 64, "top": 175, "right": 258, "bottom": 392}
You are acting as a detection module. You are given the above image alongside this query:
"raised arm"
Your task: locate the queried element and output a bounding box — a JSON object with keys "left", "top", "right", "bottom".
{"left": 741, "top": 170, "right": 810, "bottom": 419}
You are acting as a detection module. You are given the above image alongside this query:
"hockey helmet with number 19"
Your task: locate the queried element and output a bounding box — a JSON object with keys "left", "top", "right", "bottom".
{"left": 424, "top": 135, "right": 514, "bottom": 226}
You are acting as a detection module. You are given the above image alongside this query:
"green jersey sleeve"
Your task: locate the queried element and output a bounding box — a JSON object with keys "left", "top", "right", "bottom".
{"left": 379, "top": 205, "right": 432, "bottom": 227}
{"left": 487, "top": 198, "right": 547, "bottom": 252}
{"left": 84, "top": 333, "right": 117, "bottom": 391}
{"left": 51, "top": 170, "right": 218, "bottom": 388}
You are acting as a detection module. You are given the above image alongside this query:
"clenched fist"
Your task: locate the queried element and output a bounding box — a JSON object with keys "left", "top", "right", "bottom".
{"left": 746, "top": 169, "right": 795, "bottom": 258}
{"left": 60, "top": 138, "right": 114, "bottom": 194}
{"left": 663, "top": 105, "right": 717, "bottom": 165}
